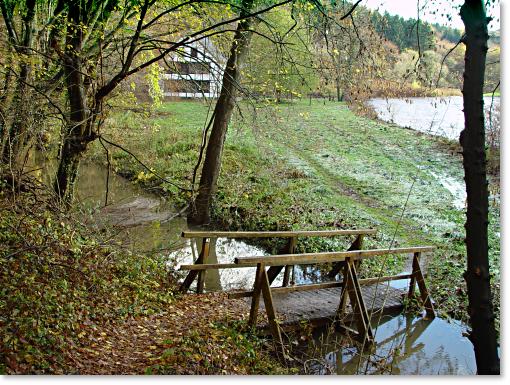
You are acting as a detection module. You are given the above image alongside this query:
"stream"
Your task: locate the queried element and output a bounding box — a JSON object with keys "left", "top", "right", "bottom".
{"left": 367, "top": 96, "right": 500, "bottom": 141}
{"left": 32, "top": 153, "right": 477, "bottom": 374}
{"left": 307, "top": 312, "right": 475, "bottom": 375}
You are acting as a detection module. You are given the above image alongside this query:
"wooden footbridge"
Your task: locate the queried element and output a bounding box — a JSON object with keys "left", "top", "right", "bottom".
{"left": 178, "top": 229, "right": 435, "bottom": 349}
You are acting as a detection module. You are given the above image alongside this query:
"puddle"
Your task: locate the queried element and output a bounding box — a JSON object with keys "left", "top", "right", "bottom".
{"left": 306, "top": 312, "right": 476, "bottom": 375}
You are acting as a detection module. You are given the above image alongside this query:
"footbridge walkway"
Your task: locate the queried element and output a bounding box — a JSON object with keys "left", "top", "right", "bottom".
{"left": 178, "top": 229, "right": 435, "bottom": 349}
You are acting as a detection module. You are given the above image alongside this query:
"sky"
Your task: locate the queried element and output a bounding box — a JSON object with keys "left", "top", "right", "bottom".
{"left": 362, "top": 0, "right": 501, "bottom": 31}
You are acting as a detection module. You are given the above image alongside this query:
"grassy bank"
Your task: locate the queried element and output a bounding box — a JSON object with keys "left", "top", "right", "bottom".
{"left": 90, "top": 99, "right": 500, "bottom": 332}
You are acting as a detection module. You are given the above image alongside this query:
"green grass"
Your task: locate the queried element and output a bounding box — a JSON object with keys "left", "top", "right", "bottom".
{"left": 91, "top": 98, "right": 500, "bottom": 331}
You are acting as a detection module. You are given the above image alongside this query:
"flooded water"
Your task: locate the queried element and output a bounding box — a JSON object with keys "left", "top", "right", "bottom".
{"left": 306, "top": 312, "right": 476, "bottom": 375}
{"left": 368, "top": 96, "right": 500, "bottom": 141}
{"left": 30, "top": 153, "right": 277, "bottom": 290}
{"left": 31, "top": 154, "right": 479, "bottom": 375}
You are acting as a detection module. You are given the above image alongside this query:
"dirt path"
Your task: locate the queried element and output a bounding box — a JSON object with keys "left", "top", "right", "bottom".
{"left": 63, "top": 293, "right": 255, "bottom": 374}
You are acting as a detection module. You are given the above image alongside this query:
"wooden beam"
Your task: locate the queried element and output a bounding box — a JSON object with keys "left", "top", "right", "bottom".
{"left": 235, "top": 246, "right": 436, "bottom": 266}
{"left": 227, "top": 274, "right": 412, "bottom": 299}
{"left": 359, "top": 273, "right": 413, "bottom": 286}
{"left": 266, "top": 265, "right": 284, "bottom": 284}
{"left": 282, "top": 237, "right": 297, "bottom": 287}
{"left": 260, "top": 266, "right": 284, "bottom": 351}
{"left": 179, "top": 263, "right": 257, "bottom": 270}
{"left": 196, "top": 239, "right": 210, "bottom": 294}
{"left": 336, "top": 261, "right": 349, "bottom": 319}
{"left": 344, "top": 259, "right": 374, "bottom": 343}
{"left": 228, "top": 281, "right": 344, "bottom": 299}
{"left": 179, "top": 238, "right": 209, "bottom": 293}
{"left": 249, "top": 263, "right": 265, "bottom": 327}
{"left": 182, "top": 229, "right": 377, "bottom": 239}
{"left": 412, "top": 252, "right": 435, "bottom": 319}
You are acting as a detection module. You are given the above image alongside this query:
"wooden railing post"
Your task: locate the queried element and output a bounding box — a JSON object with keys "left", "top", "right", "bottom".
{"left": 260, "top": 266, "right": 284, "bottom": 351}
{"left": 196, "top": 238, "right": 210, "bottom": 294}
{"left": 179, "top": 238, "right": 206, "bottom": 292}
{"left": 249, "top": 263, "right": 265, "bottom": 327}
{"left": 410, "top": 252, "right": 435, "bottom": 319}
{"left": 179, "top": 237, "right": 210, "bottom": 293}
{"left": 335, "top": 262, "right": 349, "bottom": 318}
{"left": 282, "top": 237, "right": 297, "bottom": 287}
{"left": 335, "top": 257, "right": 374, "bottom": 344}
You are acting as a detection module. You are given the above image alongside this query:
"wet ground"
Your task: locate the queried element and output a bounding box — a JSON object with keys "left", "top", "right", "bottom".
{"left": 30, "top": 153, "right": 479, "bottom": 375}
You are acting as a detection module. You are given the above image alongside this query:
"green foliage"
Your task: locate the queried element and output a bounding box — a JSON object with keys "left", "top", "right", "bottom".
{"left": 0, "top": 189, "right": 176, "bottom": 373}
{"left": 432, "top": 22, "right": 463, "bottom": 43}
{"left": 370, "top": 10, "right": 436, "bottom": 52}
{"left": 243, "top": 7, "right": 319, "bottom": 100}
{"left": 147, "top": 320, "right": 295, "bottom": 374}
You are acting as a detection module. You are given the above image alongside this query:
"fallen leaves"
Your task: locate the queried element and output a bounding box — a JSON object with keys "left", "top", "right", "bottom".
{"left": 56, "top": 292, "right": 289, "bottom": 374}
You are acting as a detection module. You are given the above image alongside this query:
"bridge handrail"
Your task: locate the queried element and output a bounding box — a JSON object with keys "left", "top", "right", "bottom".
{"left": 179, "top": 228, "right": 376, "bottom": 293}
{"left": 234, "top": 246, "right": 436, "bottom": 266}
{"left": 181, "top": 229, "right": 377, "bottom": 239}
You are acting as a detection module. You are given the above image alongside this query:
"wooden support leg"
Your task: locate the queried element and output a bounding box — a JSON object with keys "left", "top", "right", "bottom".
{"left": 196, "top": 238, "right": 210, "bottom": 294}
{"left": 282, "top": 237, "right": 297, "bottom": 287}
{"left": 411, "top": 252, "right": 435, "bottom": 319}
{"left": 282, "top": 266, "right": 291, "bottom": 287}
{"left": 407, "top": 273, "right": 416, "bottom": 300}
{"left": 179, "top": 237, "right": 209, "bottom": 293}
{"left": 346, "top": 259, "right": 374, "bottom": 343}
{"left": 328, "top": 234, "right": 364, "bottom": 279}
{"left": 266, "top": 265, "right": 284, "bottom": 285}
{"left": 249, "top": 263, "right": 265, "bottom": 327}
{"left": 335, "top": 262, "right": 350, "bottom": 319}
{"left": 336, "top": 258, "right": 373, "bottom": 344}
{"left": 260, "top": 266, "right": 284, "bottom": 353}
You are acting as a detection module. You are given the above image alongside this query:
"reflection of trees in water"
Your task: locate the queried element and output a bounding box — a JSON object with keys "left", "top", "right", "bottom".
{"left": 201, "top": 237, "right": 263, "bottom": 292}
{"left": 204, "top": 238, "right": 222, "bottom": 291}
{"left": 309, "top": 313, "right": 469, "bottom": 375}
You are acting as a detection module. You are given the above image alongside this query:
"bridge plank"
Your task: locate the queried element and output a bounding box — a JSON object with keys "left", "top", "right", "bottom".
{"left": 254, "top": 283, "right": 405, "bottom": 329}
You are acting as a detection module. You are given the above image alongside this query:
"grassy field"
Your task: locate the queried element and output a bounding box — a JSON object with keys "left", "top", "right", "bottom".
{"left": 90, "top": 98, "right": 500, "bottom": 330}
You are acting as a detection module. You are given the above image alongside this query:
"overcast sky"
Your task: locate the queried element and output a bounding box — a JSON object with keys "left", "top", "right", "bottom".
{"left": 362, "top": 0, "right": 501, "bottom": 31}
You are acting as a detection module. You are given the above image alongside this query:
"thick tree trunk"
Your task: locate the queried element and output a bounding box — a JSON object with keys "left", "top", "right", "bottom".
{"left": 0, "top": 51, "right": 13, "bottom": 151}
{"left": 53, "top": 1, "right": 93, "bottom": 203}
{"left": 460, "top": 0, "right": 499, "bottom": 375}
{"left": 3, "top": 62, "right": 32, "bottom": 164}
{"left": 188, "top": 0, "right": 255, "bottom": 225}
{"left": 1, "top": 0, "right": 36, "bottom": 166}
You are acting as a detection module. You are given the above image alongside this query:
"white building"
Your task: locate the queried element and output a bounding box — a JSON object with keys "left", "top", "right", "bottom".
{"left": 163, "top": 38, "right": 224, "bottom": 98}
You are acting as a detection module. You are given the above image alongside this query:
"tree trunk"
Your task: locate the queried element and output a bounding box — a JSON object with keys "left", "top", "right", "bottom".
{"left": 188, "top": 0, "right": 255, "bottom": 225}
{"left": 335, "top": 76, "right": 341, "bottom": 102}
{"left": 53, "top": 1, "right": 93, "bottom": 203}
{"left": 1, "top": 0, "right": 36, "bottom": 166}
{"left": 460, "top": 0, "right": 499, "bottom": 374}
{"left": 0, "top": 50, "right": 13, "bottom": 151}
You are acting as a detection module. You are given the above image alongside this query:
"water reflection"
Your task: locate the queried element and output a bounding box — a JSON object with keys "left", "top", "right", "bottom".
{"left": 307, "top": 313, "right": 475, "bottom": 375}
{"left": 368, "top": 96, "right": 499, "bottom": 141}
{"left": 170, "top": 237, "right": 277, "bottom": 292}
{"left": 30, "top": 157, "right": 477, "bottom": 374}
